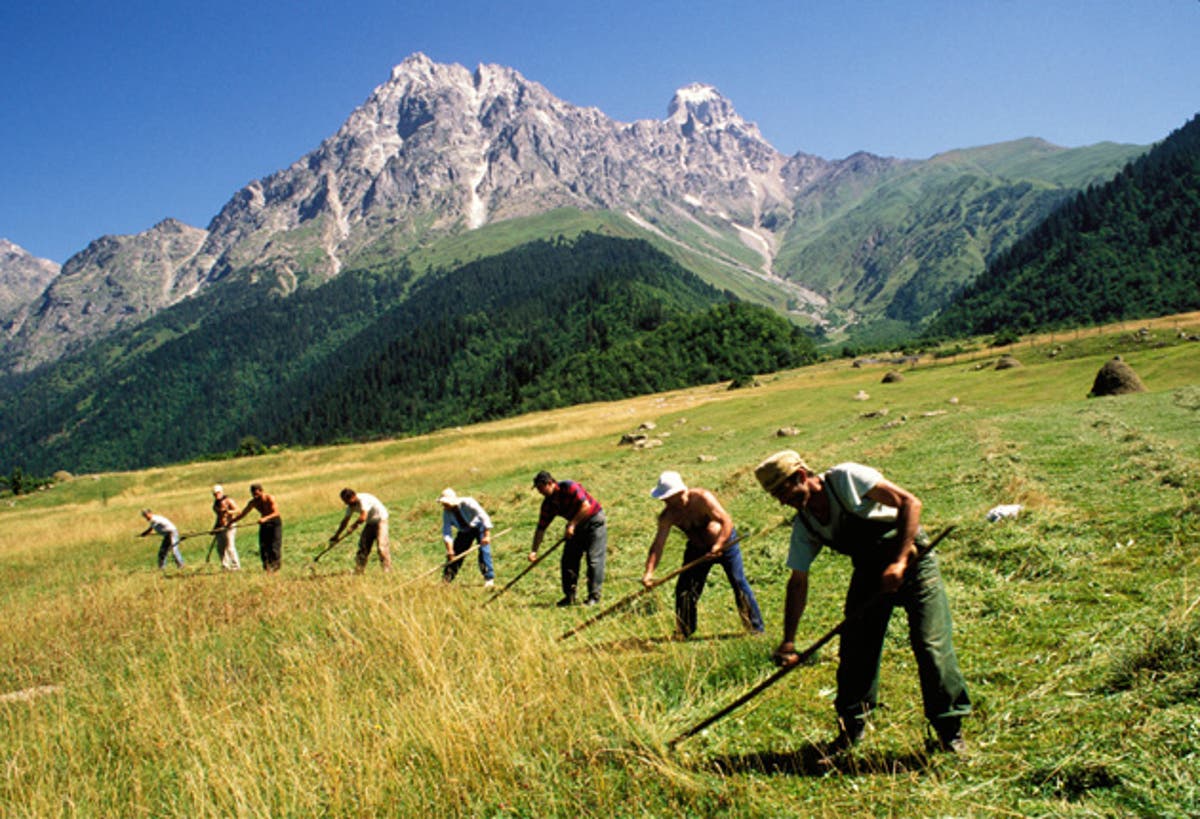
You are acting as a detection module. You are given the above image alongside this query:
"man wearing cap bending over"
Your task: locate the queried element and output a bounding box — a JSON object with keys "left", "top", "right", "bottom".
{"left": 642, "top": 471, "right": 764, "bottom": 638}
{"left": 211, "top": 485, "right": 241, "bottom": 571}
{"left": 438, "top": 488, "right": 495, "bottom": 587}
{"left": 330, "top": 488, "right": 392, "bottom": 573}
{"left": 754, "top": 450, "right": 971, "bottom": 755}
{"left": 529, "top": 471, "right": 607, "bottom": 606}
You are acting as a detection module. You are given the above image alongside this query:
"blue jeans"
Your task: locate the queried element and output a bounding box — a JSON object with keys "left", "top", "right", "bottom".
{"left": 674, "top": 530, "right": 765, "bottom": 637}
{"left": 157, "top": 533, "right": 184, "bottom": 569}
{"left": 443, "top": 527, "right": 494, "bottom": 581}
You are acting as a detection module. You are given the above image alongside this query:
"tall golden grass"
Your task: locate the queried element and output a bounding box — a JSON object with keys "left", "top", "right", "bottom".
{"left": 3, "top": 317, "right": 1200, "bottom": 815}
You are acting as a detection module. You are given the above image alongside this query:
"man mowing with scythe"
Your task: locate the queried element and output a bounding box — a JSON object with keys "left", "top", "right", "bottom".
{"left": 228, "top": 483, "right": 284, "bottom": 572}
{"left": 642, "top": 470, "right": 765, "bottom": 639}
{"left": 330, "top": 488, "right": 392, "bottom": 573}
{"left": 438, "top": 487, "right": 495, "bottom": 587}
{"left": 529, "top": 471, "right": 607, "bottom": 607}
{"left": 754, "top": 450, "right": 971, "bottom": 756}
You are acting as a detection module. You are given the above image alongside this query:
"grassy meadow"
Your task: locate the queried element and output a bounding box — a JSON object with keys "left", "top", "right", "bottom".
{"left": 3, "top": 316, "right": 1200, "bottom": 816}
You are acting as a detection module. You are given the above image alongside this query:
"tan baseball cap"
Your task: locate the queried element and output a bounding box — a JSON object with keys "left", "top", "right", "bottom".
{"left": 754, "top": 450, "right": 810, "bottom": 493}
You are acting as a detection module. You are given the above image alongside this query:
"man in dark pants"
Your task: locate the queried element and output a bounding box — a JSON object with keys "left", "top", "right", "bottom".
{"left": 754, "top": 450, "right": 971, "bottom": 755}
{"left": 641, "top": 470, "right": 764, "bottom": 638}
{"left": 229, "top": 483, "right": 283, "bottom": 572}
{"left": 528, "top": 471, "right": 607, "bottom": 606}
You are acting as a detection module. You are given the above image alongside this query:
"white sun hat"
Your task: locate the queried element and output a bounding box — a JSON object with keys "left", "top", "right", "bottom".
{"left": 650, "top": 471, "right": 687, "bottom": 500}
{"left": 438, "top": 488, "right": 459, "bottom": 505}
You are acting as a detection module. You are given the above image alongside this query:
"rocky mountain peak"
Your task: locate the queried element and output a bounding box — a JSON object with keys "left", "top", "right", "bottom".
{"left": 666, "top": 83, "right": 762, "bottom": 140}
{"left": 0, "top": 240, "right": 60, "bottom": 322}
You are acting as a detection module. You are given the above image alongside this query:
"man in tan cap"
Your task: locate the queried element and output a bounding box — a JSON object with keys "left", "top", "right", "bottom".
{"left": 210, "top": 484, "right": 241, "bottom": 571}
{"left": 642, "top": 470, "right": 764, "bottom": 638}
{"left": 439, "top": 488, "right": 495, "bottom": 587}
{"left": 754, "top": 450, "right": 970, "bottom": 755}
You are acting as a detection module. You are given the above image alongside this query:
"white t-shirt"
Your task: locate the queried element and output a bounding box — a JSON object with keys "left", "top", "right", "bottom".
{"left": 148, "top": 514, "right": 178, "bottom": 536}
{"left": 345, "top": 492, "right": 388, "bottom": 524}
{"left": 786, "top": 463, "right": 897, "bottom": 572}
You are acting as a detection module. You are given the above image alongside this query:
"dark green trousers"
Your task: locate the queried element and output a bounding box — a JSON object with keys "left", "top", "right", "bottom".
{"left": 835, "top": 550, "right": 971, "bottom": 733}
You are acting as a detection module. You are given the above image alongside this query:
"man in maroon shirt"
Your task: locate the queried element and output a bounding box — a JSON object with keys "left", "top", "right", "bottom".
{"left": 529, "top": 471, "right": 608, "bottom": 606}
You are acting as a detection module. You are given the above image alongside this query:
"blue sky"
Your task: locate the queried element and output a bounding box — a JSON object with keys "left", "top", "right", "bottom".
{"left": 3, "top": 0, "right": 1197, "bottom": 263}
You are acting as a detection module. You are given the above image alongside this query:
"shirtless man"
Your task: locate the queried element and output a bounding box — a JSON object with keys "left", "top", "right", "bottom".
{"left": 642, "top": 471, "right": 765, "bottom": 638}
{"left": 229, "top": 483, "right": 283, "bottom": 572}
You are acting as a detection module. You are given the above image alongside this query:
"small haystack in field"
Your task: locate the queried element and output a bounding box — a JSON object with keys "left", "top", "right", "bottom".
{"left": 995, "top": 355, "right": 1022, "bottom": 370}
{"left": 1090, "top": 356, "right": 1147, "bottom": 397}
{"left": 881, "top": 371, "right": 904, "bottom": 384}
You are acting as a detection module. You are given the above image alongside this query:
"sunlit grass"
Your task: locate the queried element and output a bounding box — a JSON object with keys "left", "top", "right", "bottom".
{"left": 2, "top": 316, "right": 1200, "bottom": 815}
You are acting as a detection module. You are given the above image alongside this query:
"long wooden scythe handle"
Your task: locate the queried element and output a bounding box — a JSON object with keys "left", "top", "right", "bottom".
{"left": 668, "top": 525, "right": 956, "bottom": 747}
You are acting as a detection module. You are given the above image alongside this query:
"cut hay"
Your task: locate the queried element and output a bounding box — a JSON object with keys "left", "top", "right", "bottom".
{"left": 0, "top": 685, "right": 63, "bottom": 703}
{"left": 995, "top": 355, "right": 1022, "bottom": 370}
{"left": 1090, "top": 356, "right": 1147, "bottom": 397}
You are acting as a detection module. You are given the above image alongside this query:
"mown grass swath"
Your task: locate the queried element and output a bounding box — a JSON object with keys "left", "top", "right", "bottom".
{"left": 1, "top": 315, "right": 1198, "bottom": 815}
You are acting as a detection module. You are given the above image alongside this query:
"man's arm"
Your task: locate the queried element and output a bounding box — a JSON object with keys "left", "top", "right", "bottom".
{"left": 642, "top": 512, "right": 675, "bottom": 587}
{"left": 331, "top": 508, "right": 354, "bottom": 542}
{"left": 772, "top": 569, "right": 810, "bottom": 666}
{"left": 566, "top": 497, "right": 594, "bottom": 539}
{"left": 865, "top": 478, "right": 922, "bottom": 593}
{"left": 700, "top": 489, "right": 734, "bottom": 556}
{"left": 528, "top": 526, "right": 546, "bottom": 562}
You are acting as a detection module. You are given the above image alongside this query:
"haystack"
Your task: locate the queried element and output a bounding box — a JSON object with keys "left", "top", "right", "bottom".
{"left": 1089, "top": 356, "right": 1147, "bottom": 397}
{"left": 995, "top": 355, "right": 1022, "bottom": 370}
{"left": 881, "top": 371, "right": 904, "bottom": 384}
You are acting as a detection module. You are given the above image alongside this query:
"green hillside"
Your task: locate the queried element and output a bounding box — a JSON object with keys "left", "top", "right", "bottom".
{"left": 0, "top": 234, "right": 815, "bottom": 475}
{"left": 928, "top": 114, "right": 1200, "bottom": 338}
{"left": 2, "top": 316, "right": 1198, "bottom": 815}
{"left": 776, "top": 139, "right": 1147, "bottom": 334}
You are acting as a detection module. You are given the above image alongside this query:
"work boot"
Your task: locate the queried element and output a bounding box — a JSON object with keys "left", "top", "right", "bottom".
{"left": 820, "top": 717, "right": 865, "bottom": 762}
{"left": 584, "top": 595, "right": 600, "bottom": 607}
{"left": 928, "top": 720, "right": 968, "bottom": 755}
{"left": 556, "top": 596, "right": 575, "bottom": 607}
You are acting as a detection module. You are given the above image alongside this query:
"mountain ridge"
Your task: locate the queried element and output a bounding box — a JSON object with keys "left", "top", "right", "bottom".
{"left": 0, "top": 53, "right": 1147, "bottom": 372}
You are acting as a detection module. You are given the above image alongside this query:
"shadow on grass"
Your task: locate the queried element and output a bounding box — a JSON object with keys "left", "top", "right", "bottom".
{"left": 703, "top": 744, "right": 934, "bottom": 778}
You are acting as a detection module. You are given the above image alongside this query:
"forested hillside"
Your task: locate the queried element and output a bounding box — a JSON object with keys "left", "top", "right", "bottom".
{"left": 928, "top": 114, "right": 1200, "bottom": 337}
{"left": 0, "top": 235, "right": 816, "bottom": 475}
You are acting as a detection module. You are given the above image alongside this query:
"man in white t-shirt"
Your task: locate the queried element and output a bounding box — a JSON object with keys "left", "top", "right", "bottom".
{"left": 331, "top": 488, "right": 392, "bottom": 573}
{"left": 140, "top": 509, "right": 184, "bottom": 569}
{"left": 755, "top": 450, "right": 970, "bottom": 756}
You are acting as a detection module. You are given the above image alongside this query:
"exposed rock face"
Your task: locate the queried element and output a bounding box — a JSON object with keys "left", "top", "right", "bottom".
{"left": 0, "top": 240, "right": 59, "bottom": 321}
{"left": 9, "top": 54, "right": 870, "bottom": 372}
{"left": 4, "top": 220, "right": 207, "bottom": 370}
{"left": 4, "top": 53, "right": 1138, "bottom": 374}
{"left": 177, "top": 55, "right": 834, "bottom": 292}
